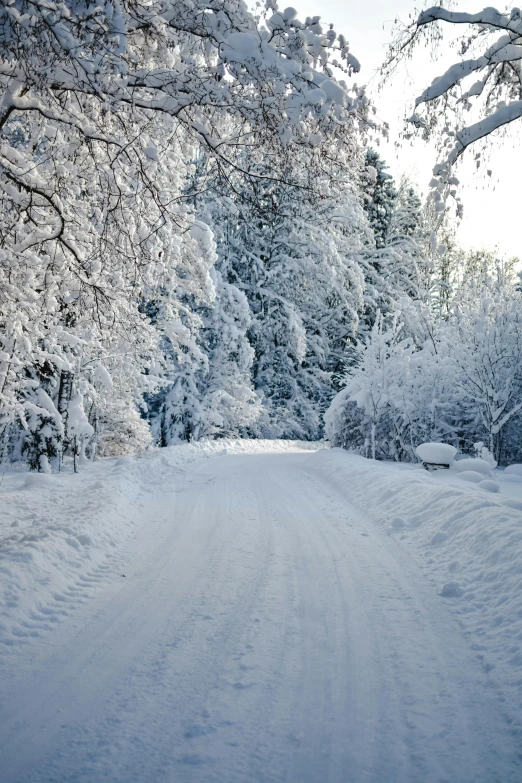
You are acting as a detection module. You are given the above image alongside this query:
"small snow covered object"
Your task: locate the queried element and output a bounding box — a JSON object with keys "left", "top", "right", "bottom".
{"left": 416, "top": 442, "right": 457, "bottom": 471}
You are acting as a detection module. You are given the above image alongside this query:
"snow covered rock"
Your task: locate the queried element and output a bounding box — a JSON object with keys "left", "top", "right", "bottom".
{"left": 452, "top": 458, "right": 492, "bottom": 476}
{"left": 416, "top": 442, "right": 457, "bottom": 466}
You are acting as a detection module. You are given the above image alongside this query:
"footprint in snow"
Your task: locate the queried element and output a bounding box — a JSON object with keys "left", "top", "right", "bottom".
{"left": 184, "top": 725, "right": 216, "bottom": 739}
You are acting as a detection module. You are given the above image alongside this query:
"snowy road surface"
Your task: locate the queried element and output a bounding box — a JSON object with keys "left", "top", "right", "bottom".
{"left": 1, "top": 451, "right": 521, "bottom": 783}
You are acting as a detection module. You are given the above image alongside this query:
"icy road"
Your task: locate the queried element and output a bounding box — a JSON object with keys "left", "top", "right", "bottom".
{"left": 1, "top": 451, "right": 521, "bottom": 783}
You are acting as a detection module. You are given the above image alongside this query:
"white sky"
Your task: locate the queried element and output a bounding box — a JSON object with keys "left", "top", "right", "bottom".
{"left": 293, "top": 0, "right": 522, "bottom": 259}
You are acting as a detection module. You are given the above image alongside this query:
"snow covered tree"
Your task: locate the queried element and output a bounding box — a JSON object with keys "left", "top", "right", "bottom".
{"left": 362, "top": 150, "right": 397, "bottom": 249}
{"left": 359, "top": 179, "right": 430, "bottom": 335}
{"left": 383, "top": 181, "right": 428, "bottom": 302}
{"left": 327, "top": 258, "right": 522, "bottom": 465}
{"left": 385, "top": 6, "right": 522, "bottom": 205}
{"left": 326, "top": 312, "right": 412, "bottom": 460}
{"left": 0, "top": 0, "right": 372, "bottom": 467}
{"left": 196, "top": 270, "right": 261, "bottom": 438}
{"left": 388, "top": 6, "right": 522, "bottom": 161}
{"left": 200, "top": 148, "right": 369, "bottom": 439}
{"left": 448, "top": 276, "right": 522, "bottom": 461}
{"left": 146, "top": 223, "right": 259, "bottom": 444}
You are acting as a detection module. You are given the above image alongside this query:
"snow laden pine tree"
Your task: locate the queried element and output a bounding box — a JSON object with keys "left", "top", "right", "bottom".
{"left": 200, "top": 148, "right": 369, "bottom": 440}
{"left": 197, "top": 270, "right": 261, "bottom": 438}
{"left": 361, "top": 150, "right": 397, "bottom": 250}
{"left": 147, "top": 224, "right": 260, "bottom": 444}
{"left": 358, "top": 163, "right": 429, "bottom": 335}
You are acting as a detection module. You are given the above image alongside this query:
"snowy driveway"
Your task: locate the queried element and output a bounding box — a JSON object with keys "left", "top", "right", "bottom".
{"left": 0, "top": 451, "right": 520, "bottom": 782}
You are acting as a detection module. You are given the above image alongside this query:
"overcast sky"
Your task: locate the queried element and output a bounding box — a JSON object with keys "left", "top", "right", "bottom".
{"left": 293, "top": 0, "right": 521, "bottom": 259}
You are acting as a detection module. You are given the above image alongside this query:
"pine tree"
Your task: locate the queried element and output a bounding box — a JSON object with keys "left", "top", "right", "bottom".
{"left": 201, "top": 151, "right": 368, "bottom": 439}
{"left": 362, "top": 150, "right": 397, "bottom": 249}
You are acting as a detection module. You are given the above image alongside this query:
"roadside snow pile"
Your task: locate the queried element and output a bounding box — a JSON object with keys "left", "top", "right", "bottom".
{"left": 184, "top": 438, "right": 324, "bottom": 458}
{"left": 453, "top": 458, "right": 492, "bottom": 475}
{"left": 456, "top": 470, "right": 486, "bottom": 483}
{"left": 0, "top": 439, "right": 316, "bottom": 652}
{"left": 416, "top": 442, "right": 457, "bottom": 465}
{"left": 307, "top": 448, "right": 522, "bottom": 713}
{"left": 0, "top": 455, "right": 158, "bottom": 653}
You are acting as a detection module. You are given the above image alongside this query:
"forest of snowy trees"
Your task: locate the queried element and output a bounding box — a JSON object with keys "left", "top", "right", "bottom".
{"left": 1, "top": 0, "right": 522, "bottom": 471}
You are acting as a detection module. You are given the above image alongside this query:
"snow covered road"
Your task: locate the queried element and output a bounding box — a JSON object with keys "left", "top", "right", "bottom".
{"left": 1, "top": 450, "right": 521, "bottom": 782}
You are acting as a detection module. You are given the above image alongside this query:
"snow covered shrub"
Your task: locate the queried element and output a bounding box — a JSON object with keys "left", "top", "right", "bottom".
{"left": 448, "top": 278, "right": 522, "bottom": 461}
{"left": 65, "top": 394, "right": 95, "bottom": 472}
{"left": 328, "top": 266, "right": 522, "bottom": 464}
{"left": 473, "top": 443, "right": 497, "bottom": 470}
{"left": 96, "top": 406, "right": 152, "bottom": 458}
{"left": 22, "top": 389, "right": 64, "bottom": 473}
{"left": 324, "top": 393, "right": 368, "bottom": 452}
{"left": 326, "top": 313, "right": 412, "bottom": 459}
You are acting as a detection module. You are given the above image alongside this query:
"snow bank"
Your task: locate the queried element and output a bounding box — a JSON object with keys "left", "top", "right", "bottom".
{"left": 456, "top": 470, "right": 485, "bottom": 483}
{"left": 453, "top": 457, "right": 492, "bottom": 475}
{"left": 307, "top": 448, "right": 522, "bottom": 717}
{"left": 505, "top": 464, "right": 522, "bottom": 476}
{"left": 0, "top": 439, "right": 317, "bottom": 653}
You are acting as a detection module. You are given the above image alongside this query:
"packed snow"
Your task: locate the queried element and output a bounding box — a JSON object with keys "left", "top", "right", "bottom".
{"left": 0, "top": 439, "right": 319, "bottom": 651}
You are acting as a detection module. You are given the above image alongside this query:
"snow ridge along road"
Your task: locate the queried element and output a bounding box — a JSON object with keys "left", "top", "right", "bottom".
{"left": 1, "top": 448, "right": 521, "bottom": 782}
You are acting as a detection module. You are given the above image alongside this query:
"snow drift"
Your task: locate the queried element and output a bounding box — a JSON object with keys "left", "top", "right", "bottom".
{"left": 307, "top": 448, "right": 522, "bottom": 721}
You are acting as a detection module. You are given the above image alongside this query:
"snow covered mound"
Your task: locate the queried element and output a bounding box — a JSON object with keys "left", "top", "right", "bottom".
{"left": 456, "top": 470, "right": 485, "bottom": 483}
{"left": 501, "top": 473, "right": 522, "bottom": 484}
{"left": 505, "top": 464, "right": 522, "bottom": 476}
{"left": 306, "top": 448, "right": 522, "bottom": 717}
{"left": 416, "top": 442, "right": 457, "bottom": 464}
{"left": 478, "top": 479, "right": 500, "bottom": 493}
{"left": 182, "top": 438, "right": 323, "bottom": 458}
{"left": 0, "top": 439, "right": 316, "bottom": 652}
{"left": 452, "top": 458, "right": 492, "bottom": 475}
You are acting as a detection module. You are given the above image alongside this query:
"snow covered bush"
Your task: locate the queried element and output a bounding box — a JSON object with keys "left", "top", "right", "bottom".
{"left": 325, "top": 313, "right": 413, "bottom": 459}
{"left": 447, "top": 279, "right": 522, "bottom": 461}
{"left": 327, "top": 268, "right": 522, "bottom": 465}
